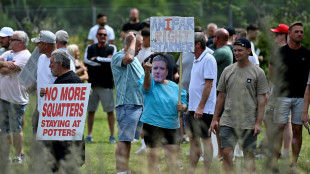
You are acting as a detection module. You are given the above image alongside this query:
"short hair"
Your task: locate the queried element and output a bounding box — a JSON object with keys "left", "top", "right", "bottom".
{"left": 153, "top": 55, "right": 169, "bottom": 69}
{"left": 195, "top": 26, "right": 203, "bottom": 32}
{"left": 246, "top": 24, "right": 259, "bottom": 31}
{"left": 236, "top": 28, "right": 247, "bottom": 38}
{"left": 97, "top": 13, "right": 106, "bottom": 19}
{"left": 207, "top": 23, "right": 218, "bottom": 29}
{"left": 141, "top": 28, "right": 150, "bottom": 37}
{"left": 124, "top": 32, "right": 142, "bottom": 47}
{"left": 97, "top": 27, "right": 107, "bottom": 34}
{"left": 289, "top": 22, "right": 303, "bottom": 32}
{"left": 15, "top": 31, "right": 29, "bottom": 48}
{"left": 67, "top": 44, "right": 79, "bottom": 57}
{"left": 52, "top": 49, "right": 71, "bottom": 69}
{"left": 194, "top": 32, "right": 206, "bottom": 50}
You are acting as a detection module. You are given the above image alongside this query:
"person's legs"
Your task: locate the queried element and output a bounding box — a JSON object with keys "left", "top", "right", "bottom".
{"left": 201, "top": 138, "right": 213, "bottom": 174}
{"left": 282, "top": 122, "right": 292, "bottom": 156}
{"left": 291, "top": 124, "right": 302, "bottom": 164}
{"left": 100, "top": 88, "right": 116, "bottom": 141}
{"left": 107, "top": 111, "right": 115, "bottom": 137}
{"left": 188, "top": 137, "right": 201, "bottom": 174}
{"left": 241, "top": 129, "right": 257, "bottom": 174}
{"left": 87, "top": 111, "right": 95, "bottom": 137}
{"left": 222, "top": 147, "right": 234, "bottom": 174}
{"left": 164, "top": 145, "right": 179, "bottom": 174}
{"left": 146, "top": 147, "right": 160, "bottom": 174}
{"left": 116, "top": 141, "right": 131, "bottom": 172}
{"left": 86, "top": 87, "right": 99, "bottom": 139}
{"left": 243, "top": 151, "right": 255, "bottom": 174}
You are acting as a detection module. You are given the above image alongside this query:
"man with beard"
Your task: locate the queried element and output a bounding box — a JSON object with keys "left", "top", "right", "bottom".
{"left": 121, "top": 8, "right": 144, "bottom": 40}
{"left": 88, "top": 13, "right": 115, "bottom": 44}
{"left": 0, "top": 27, "right": 14, "bottom": 55}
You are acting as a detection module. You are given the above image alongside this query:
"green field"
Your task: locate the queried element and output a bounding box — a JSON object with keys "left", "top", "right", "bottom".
{"left": 5, "top": 94, "right": 310, "bottom": 174}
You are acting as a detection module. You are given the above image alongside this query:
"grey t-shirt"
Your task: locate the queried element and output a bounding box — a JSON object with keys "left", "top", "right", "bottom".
{"left": 111, "top": 51, "right": 144, "bottom": 107}
{"left": 217, "top": 63, "right": 269, "bottom": 129}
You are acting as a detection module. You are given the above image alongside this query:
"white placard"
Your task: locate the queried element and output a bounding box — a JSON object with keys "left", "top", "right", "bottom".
{"left": 150, "top": 16, "right": 195, "bottom": 52}
{"left": 36, "top": 84, "right": 91, "bottom": 141}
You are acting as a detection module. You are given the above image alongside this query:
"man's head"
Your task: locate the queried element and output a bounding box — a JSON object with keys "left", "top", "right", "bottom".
{"left": 194, "top": 32, "right": 206, "bottom": 57}
{"left": 31, "top": 30, "right": 56, "bottom": 54}
{"left": 56, "top": 30, "right": 69, "bottom": 47}
{"left": 224, "top": 26, "right": 237, "bottom": 44}
{"left": 235, "top": 28, "right": 247, "bottom": 40}
{"left": 206, "top": 23, "right": 217, "bottom": 38}
{"left": 124, "top": 32, "right": 143, "bottom": 56}
{"left": 96, "top": 27, "right": 108, "bottom": 45}
{"left": 233, "top": 38, "right": 252, "bottom": 62}
{"left": 141, "top": 28, "right": 150, "bottom": 47}
{"left": 130, "top": 8, "right": 139, "bottom": 22}
{"left": 142, "top": 18, "right": 150, "bottom": 29}
{"left": 9, "top": 31, "right": 29, "bottom": 52}
{"left": 152, "top": 55, "right": 169, "bottom": 82}
{"left": 270, "top": 24, "right": 289, "bottom": 46}
{"left": 288, "top": 22, "right": 303, "bottom": 44}
{"left": 0, "top": 27, "right": 14, "bottom": 49}
{"left": 49, "top": 49, "right": 71, "bottom": 77}
{"left": 213, "top": 28, "right": 229, "bottom": 48}
{"left": 97, "top": 13, "right": 107, "bottom": 26}
{"left": 246, "top": 24, "right": 259, "bottom": 41}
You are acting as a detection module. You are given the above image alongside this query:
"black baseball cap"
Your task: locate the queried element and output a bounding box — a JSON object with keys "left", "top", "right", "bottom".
{"left": 234, "top": 38, "right": 253, "bottom": 56}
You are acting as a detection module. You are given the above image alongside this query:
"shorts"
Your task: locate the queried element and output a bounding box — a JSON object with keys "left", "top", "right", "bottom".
{"left": 219, "top": 126, "right": 257, "bottom": 153}
{"left": 0, "top": 99, "right": 26, "bottom": 133}
{"left": 273, "top": 97, "right": 303, "bottom": 125}
{"left": 143, "top": 123, "right": 180, "bottom": 148}
{"left": 116, "top": 105, "right": 143, "bottom": 142}
{"left": 186, "top": 111, "right": 213, "bottom": 138}
{"left": 87, "top": 87, "right": 115, "bottom": 112}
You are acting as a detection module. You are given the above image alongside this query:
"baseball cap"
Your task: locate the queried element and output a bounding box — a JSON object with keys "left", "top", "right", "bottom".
{"left": 31, "top": 30, "right": 56, "bottom": 44}
{"left": 234, "top": 38, "right": 253, "bottom": 56}
{"left": 270, "top": 24, "right": 289, "bottom": 34}
{"left": 55, "top": 30, "right": 69, "bottom": 43}
{"left": 224, "top": 26, "right": 236, "bottom": 36}
{"left": 0, "top": 27, "right": 14, "bottom": 37}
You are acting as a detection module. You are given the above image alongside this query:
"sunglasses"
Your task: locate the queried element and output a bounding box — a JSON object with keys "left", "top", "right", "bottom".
{"left": 10, "top": 38, "right": 22, "bottom": 42}
{"left": 97, "top": 33, "right": 107, "bottom": 36}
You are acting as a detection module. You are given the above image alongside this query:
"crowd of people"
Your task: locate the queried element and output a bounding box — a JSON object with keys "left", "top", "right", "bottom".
{"left": 0, "top": 7, "right": 310, "bottom": 174}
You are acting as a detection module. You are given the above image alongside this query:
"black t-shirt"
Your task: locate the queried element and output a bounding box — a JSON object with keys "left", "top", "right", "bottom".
{"left": 143, "top": 54, "right": 178, "bottom": 82}
{"left": 275, "top": 45, "right": 310, "bottom": 97}
{"left": 227, "top": 44, "right": 236, "bottom": 63}
{"left": 54, "top": 71, "right": 82, "bottom": 84}
{"left": 86, "top": 44, "right": 114, "bottom": 88}
{"left": 122, "top": 22, "right": 144, "bottom": 32}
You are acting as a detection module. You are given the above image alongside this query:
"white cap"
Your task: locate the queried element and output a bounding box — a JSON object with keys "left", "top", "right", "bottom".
{"left": 0, "top": 27, "right": 14, "bottom": 37}
{"left": 56, "top": 30, "right": 69, "bottom": 43}
{"left": 31, "top": 30, "right": 56, "bottom": 44}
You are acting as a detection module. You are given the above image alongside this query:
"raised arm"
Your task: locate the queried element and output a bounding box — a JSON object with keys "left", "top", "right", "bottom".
{"left": 122, "top": 32, "right": 136, "bottom": 66}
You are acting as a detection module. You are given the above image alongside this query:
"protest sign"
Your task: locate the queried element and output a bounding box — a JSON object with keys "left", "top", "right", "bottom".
{"left": 36, "top": 84, "right": 91, "bottom": 141}
{"left": 150, "top": 16, "right": 195, "bottom": 52}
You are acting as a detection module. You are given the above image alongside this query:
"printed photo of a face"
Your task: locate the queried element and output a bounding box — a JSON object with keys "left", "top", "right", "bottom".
{"left": 152, "top": 60, "right": 168, "bottom": 83}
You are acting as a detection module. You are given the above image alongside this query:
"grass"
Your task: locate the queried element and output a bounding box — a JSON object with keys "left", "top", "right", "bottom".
{"left": 5, "top": 94, "right": 310, "bottom": 173}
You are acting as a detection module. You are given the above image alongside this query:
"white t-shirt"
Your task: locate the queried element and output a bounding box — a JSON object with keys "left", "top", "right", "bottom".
{"left": 136, "top": 47, "right": 153, "bottom": 63}
{"left": 88, "top": 24, "right": 115, "bottom": 44}
{"left": 250, "top": 41, "right": 259, "bottom": 65}
{"left": 0, "top": 50, "right": 31, "bottom": 105}
{"left": 189, "top": 50, "right": 217, "bottom": 114}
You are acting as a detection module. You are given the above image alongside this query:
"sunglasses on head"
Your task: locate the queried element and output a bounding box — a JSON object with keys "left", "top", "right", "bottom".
{"left": 97, "top": 33, "right": 107, "bottom": 36}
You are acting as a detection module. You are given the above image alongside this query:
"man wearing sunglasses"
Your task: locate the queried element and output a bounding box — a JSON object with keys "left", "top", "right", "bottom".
{"left": 0, "top": 27, "right": 14, "bottom": 56}
{"left": 84, "top": 27, "right": 117, "bottom": 143}
{"left": 0, "top": 31, "right": 31, "bottom": 164}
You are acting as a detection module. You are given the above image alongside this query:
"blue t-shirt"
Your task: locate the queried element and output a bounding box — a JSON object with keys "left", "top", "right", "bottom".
{"left": 111, "top": 51, "right": 144, "bottom": 106}
{"left": 139, "top": 75, "right": 187, "bottom": 129}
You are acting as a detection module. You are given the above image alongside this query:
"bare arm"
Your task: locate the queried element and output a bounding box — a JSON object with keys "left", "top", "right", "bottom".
{"left": 122, "top": 32, "right": 136, "bottom": 66}
{"left": 209, "top": 91, "right": 226, "bottom": 135}
{"left": 79, "top": 63, "right": 89, "bottom": 81}
{"left": 0, "top": 61, "right": 19, "bottom": 75}
{"left": 254, "top": 94, "right": 266, "bottom": 136}
{"left": 302, "top": 85, "right": 310, "bottom": 128}
{"left": 143, "top": 58, "right": 152, "bottom": 91}
{"left": 194, "top": 79, "right": 213, "bottom": 118}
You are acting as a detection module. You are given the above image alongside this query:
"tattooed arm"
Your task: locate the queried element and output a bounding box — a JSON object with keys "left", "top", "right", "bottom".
{"left": 122, "top": 32, "right": 136, "bottom": 66}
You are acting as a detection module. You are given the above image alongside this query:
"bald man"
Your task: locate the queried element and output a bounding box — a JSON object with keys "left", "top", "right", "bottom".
{"left": 121, "top": 8, "right": 144, "bottom": 40}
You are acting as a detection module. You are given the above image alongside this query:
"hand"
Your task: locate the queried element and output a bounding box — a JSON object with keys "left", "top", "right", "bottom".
{"left": 302, "top": 112, "right": 310, "bottom": 129}
{"left": 126, "top": 32, "right": 136, "bottom": 43}
{"left": 194, "top": 107, "right": 203, "bottom": 119}
{"left": 143, "top": 58, "right": 152, "bottom": 73}
{"left": 177, "top": 103, "right": 186, "bottom": 112}
{"left": 90, "top": 57, "right": 96, "bottom": 61}
{"left": 5, "top": 61, "right": 16, "bottom": 69}
{"left": 253, "top": 123, "right": 262, "bottom": 136}
{"left": 209, "top": 120, "right": 219, "bottom": 136}
{"left": 40, "top": 88, "right": 46, "bottom": 97}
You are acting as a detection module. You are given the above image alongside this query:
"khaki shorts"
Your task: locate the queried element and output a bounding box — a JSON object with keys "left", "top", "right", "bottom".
{"left": 87, "top": 87, "right": 115, "bottom": 112}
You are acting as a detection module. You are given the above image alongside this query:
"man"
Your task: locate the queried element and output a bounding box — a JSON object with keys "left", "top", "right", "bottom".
{"left": 0, "top": 31, "right": 31, "bottom": 163}
{"left": 31, "top": 30, "right": 57, "bottom": 134}
{"left": 224, "top": 26, "right": 237, "bottom": 63}
{"left": 270, "top": 24, "right": 289, "bottom": 47}
{"left": 186, "top": 32, "right": 217, "bottom": 174}
{"left": 209, "top": 38, "right": 268, "bottom": 174}
{"left": 271, "top": 22, "right": 310, "bottom": 172}
{"left": 84, "top": 27, "right": 116, "bottom": 143}
{"left": 212, "top": 28, "right": 233, "bottom": 160}
{"left": 206, "top": 23, "right": 218, "bottom": 47}
{"left": 0, "top": 27, "right": 14, "bottom": 55}
{"left": 88, "top": 13, "right": 115, "bottom": 44}
{"left": 136, "top": 28, "right": 152, "bottom": 63}
{"left": 55, "top": 30, "right": 75, "bottom": 72}
{"left": 121, "top": 8, "right": 144, "bottom": 40}
{"left": 246, "top": 24, "right": 263, "bottom": 62}
{"left": 111, "top": 32, "right": 144, "bottom": 174}
{"left": 42, "top": 49, "right": 85, "bottom": 172}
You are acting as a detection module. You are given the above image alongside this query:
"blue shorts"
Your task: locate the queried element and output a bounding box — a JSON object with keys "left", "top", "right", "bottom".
{"left": 0, "top": 99, "right": 27, "bottom": 133}
{"left": 115, "top": 105, "right": 143, "bottom": 142}
{"left": 274, "top": 97, "right": 303, "bottom": 125}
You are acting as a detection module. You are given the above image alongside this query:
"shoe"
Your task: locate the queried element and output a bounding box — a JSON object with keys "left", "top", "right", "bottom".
{"left": 255, "top": 154, "right": 265, "bottom": 159}
{"left": 182, "top": 137, "right": 190, "bottom": 144}
{"left": 280, "top": 152, "right": 289, "bottom": 159}
{"left": 199, "top": 156, "right": 204, "bottom": 161}
{"left": 21, "top": 153, "right": 26, "bottom": 162}
{"left": 213, "top": 156, "right": 223, "bottom": 161}
{"left": 131, "top": 139, "right": 139, "bottom": 143}
{"left": 12, "top": 156, "right": 23, "bottom": 164}
{"left": 109, "top": 136, "right": 116, "bottom": 143}
{"left": 177, "top": 160, "right": 184, "bottom": 170}
{"left": 85, "top": 135, "right": 93, "bottom": 142}
{"left": 134, "top": 146, "right": 146, "bottom": 154}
